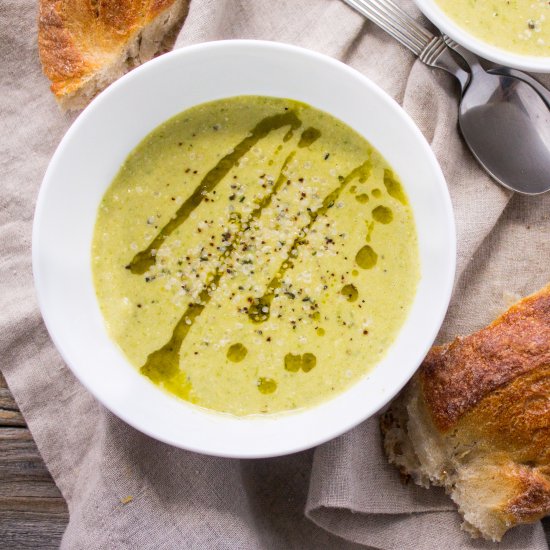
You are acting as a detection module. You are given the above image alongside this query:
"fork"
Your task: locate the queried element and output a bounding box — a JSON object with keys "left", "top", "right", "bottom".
{"left": 342, "top": 0, "right": 471, "bottom": 91}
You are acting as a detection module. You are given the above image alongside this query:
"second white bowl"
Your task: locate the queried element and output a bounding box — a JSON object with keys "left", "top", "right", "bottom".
{"left": 415, "top": 0, "right": 550, "bottom": 73}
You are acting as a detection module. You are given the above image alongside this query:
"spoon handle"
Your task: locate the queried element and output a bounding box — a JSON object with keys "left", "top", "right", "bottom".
{"left": 342, "top": 0, "right": 470, "bottom": 90}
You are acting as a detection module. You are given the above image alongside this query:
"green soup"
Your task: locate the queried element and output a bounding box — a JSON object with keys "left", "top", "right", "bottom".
{"left": 92, "top": 96, "right": 419, "bottom": 416}
{"left": 436, "top": 0, "right": 550, "bottom": 57}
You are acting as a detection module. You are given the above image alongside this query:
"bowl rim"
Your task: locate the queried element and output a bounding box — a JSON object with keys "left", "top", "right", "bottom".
{"left": 32, "top": 39, "right": 456, "bottom": 458}
{"left": 414, "top": 0, "right": 550, "bottom": 73}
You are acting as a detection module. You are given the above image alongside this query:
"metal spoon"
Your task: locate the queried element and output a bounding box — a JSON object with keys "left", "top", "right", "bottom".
{"left": 343, "top": 0, "right": 550, "bottom": 195}
{"left": 444, "top": 39, "right": 550, "bottom": 194}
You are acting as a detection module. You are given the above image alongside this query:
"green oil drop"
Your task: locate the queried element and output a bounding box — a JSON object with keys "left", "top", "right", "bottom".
{"left": 372, "top": 205, "right": 393, "bottom": 224}
{"left": 383, "top": 169, "right": 407, "bottom": 204}
{"left": 341, "top": 284, "right": 359, "bottom": 302}
{"left": 302, "top": 353, "right": 317, "bottom": 372}
{"left": 257, "top": 377, "right": 277, "bottom": 394}
{"left": 284, "top": 353, "right": 302, "bottom": 372}
{"left": 227, "top": 343, "right": 248, "bottom": 362}
{"left": 356, "top": 245, "right": 378, "bottom": 269}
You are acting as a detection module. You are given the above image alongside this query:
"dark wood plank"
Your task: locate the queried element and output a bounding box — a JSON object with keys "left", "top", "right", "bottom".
{"left": 0, "top": 408, "right": 26, "bottom": 427}
{"left": 0, "top": 386, "right": 18, "bottom": 410}
{"left": 0, "top": 507, "right": 68, "bottom": 550}
{"left": 0, "top": 372, "right": 69, "bottom": 549}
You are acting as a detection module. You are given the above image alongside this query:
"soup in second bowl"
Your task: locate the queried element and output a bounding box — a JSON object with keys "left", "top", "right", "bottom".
{"left": 436, "top": 0, "right": 550, "bottom": 57}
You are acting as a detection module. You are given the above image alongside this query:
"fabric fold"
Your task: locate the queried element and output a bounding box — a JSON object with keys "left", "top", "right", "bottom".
{"left": 1, "top": 0, "right": 548, "bottom": 548}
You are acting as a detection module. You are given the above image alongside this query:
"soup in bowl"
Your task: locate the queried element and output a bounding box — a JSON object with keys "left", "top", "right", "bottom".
{"left": 33, "top": 40, "right": 455, "bottom": 457}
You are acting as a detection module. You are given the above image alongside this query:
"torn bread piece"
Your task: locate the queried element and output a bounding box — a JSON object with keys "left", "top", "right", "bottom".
{"left": 382, "top": 284, "right": 550, "bottom": 541}
{"left": 38, "top": 0, "right": 189, "bottom": 110}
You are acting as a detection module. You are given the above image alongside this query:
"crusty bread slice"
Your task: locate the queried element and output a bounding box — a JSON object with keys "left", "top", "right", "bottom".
{"left": 38, "top": 0, "right": 189, "bottom": 110}
{"left": 382, "top": 284, "right": 550, "bottom": 541}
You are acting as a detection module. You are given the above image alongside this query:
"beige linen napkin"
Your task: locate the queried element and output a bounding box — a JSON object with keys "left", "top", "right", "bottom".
{"left": 1, "top": 0, "right": 549, "bottom": 548}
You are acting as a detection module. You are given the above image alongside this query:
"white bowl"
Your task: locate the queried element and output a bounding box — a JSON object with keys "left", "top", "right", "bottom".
{"left": 415, "top": 0, "right": 550, "bottom": 73}
{"left": 33, "top": 40, "right": 455, "bottom": 458}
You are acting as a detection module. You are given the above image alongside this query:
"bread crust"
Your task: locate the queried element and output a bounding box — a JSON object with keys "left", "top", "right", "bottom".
{"left": 504, "top": 468, "right": 550, "bottom": 523}
{"left": 38, "top": 0, "right": 187, "bottom": 107}
{"left": 420, "top": 284, "right": 550, "bottom": 432}
{"left": 382, "top": 284, "right": 550, "bottom": 541}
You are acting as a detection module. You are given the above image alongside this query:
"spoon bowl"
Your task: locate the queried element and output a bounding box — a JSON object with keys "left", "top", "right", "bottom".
{"left": 452, "top": 45, "right": 550, "bottom": 195}
{"left": 459, "top": 74, "right": 550, "bottom": 194}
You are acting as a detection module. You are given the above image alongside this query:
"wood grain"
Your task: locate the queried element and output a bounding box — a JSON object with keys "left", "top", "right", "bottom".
{"left": 0, "top": 371, "right": 548, "bottom": 548}
{"left": 0, "top": 372, "right": 68, "bottom": 549}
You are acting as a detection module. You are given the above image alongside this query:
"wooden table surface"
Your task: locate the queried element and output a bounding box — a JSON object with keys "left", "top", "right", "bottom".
{"left": 1, "top": 371, "right": 549, "bottom": 549}
{"left": 0, "top": 372, "right": 68, "bottom": 549}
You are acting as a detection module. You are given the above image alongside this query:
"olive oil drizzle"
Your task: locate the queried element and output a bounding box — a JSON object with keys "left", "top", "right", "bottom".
{"left": 127, "top": 111, "right": 303, "bottom": 275}
{"left": 383, "top": 169, "right": 407, "bottom": 205}
{"left": 140, "top": 283, "right": 216, "bottom": 383}
{"left": 248, "top": 159, "right": 372, "bottom": 323}
{"left": 140, "top": 144, "right": 307, "bottom": 384}
{"left": 298, "top": 127, "right": 322, "bottom": 148}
